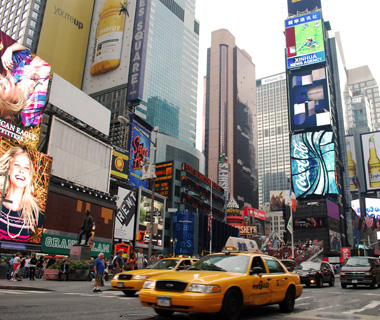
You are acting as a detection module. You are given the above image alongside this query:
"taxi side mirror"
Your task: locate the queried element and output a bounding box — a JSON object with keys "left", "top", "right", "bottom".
{"left": 250, "top": 266, "right": 264, "bottom": 275}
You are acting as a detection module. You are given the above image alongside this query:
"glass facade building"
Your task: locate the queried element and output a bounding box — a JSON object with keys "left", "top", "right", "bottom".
{"left": 256, "top": 74, "right": 290, "bottom": 207}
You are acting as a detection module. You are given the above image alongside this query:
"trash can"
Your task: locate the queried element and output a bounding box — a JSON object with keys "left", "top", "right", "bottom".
{"left": 0, "top": 262, "right": 8, "bottom": 279}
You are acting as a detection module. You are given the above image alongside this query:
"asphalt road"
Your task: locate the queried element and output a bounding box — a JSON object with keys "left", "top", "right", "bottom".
{"left": 1, "top": 278, "right": 380, "bottom": 320}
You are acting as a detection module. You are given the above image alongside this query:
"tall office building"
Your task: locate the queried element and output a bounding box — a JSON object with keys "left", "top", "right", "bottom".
{"left": 0, "top": 0, "right": 46, "bottom": 53}
{"left": 85, "top": 0, "right": 199, "bottom": 149}
{"left": 256, "top": 73, "right": 290, "bottom": 207}
{"left": 203, "top": 29, "right": 257, "bottom": 209}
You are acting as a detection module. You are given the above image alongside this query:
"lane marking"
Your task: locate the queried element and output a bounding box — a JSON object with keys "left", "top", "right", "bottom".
{"left": 343, "top": 301, "right": 380, "bottom": 314}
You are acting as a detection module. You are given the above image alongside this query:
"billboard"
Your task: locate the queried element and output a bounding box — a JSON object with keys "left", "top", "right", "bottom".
{"left": 127, "top": 114, "right": 152, "bottom": 189}
{"left": 291, "top": 130, "right": 339, "bottom": 198}
{"left": 270, "top": 190, "right": 286, "bottom": 211}
{"left": 327, "top": 199, "right": 339, "bottom": 221}
{"left": 360, "top": 131, "right": 380, "bottom": 191}
{"left": 36, "top": 0, "right": 94, "bottom": 88}
{"left": 287, "top": 0, "right": 322, "bottom": 15}
{"left": 172, "top": 211, "right": 195, "bottom": 255}
{"left": 345, "top": 136, "right": 358, "bottom": 191}
{"left": 155, "top": 161, "right": 173, "bottom": 198}
{"left": 114, "top": 188, "right": 137, "bottom": 241}
{"left": 0, "top": 31, "right": 51, "bottom": 149}
{"left": 127, "top": 0, "right": 152, "bottom": 102}
{"left": 111, "top": 145, "right": 130, "bottom": 181}
{"left": 365, "top": 198, "right": 380, "bottom": 220}
{"left": 288, "top": 66, "right": 331, "bottom": 130}
{"left": 285, "top": 11, "right": 325, "bottom": 69}
{"left": 135, "top": 186, "right": 166, "bottom": 251}
{"left": 0, "top": 138, "right": 52, "bottom": 244}
{"left": 47, "top": 117, "right": 112, "bottom": 193}
{"left": 82, "top": 0, "right": 136, "bottom": 94}
{"left": 351, "top": 199, "right": 360, "bottom": 217}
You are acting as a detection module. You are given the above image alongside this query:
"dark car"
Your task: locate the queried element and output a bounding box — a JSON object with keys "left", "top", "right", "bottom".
{"left": 281, "top": 259, "right": 297, "bottom": 272}
{"left": 340, "top": 256, "right": 380, "bottom": 289}
{"left": 295, "top": 261, "right": 335, "bottom": 287}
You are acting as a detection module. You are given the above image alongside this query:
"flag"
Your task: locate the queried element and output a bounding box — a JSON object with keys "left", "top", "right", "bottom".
{"left": 287, "top": 210, "right": 293, "bottom": 235}
{"left": 290, "top": 189, "right": 296, "bottom": 212}
{"left": 208, "top": 211, "right": 213, "bottom": 232}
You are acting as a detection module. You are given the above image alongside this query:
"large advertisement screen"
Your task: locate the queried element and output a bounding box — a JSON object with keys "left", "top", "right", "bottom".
{"left": 172, "top": 211, "right": 195, "bottom": 255}
{"left": 365, "top": 198, "right": 380, "bottom": 220}
{"left": 270, "top": 190, "right": 286, "bottom": 211}
{"left": 360, "top": 131, "right": 380, "bottom": 191}
{"left": 288, "top": 66, "right": 330, "bottom": 130}
{"left": 127, "top": 115, "right": 152, "bottom": 189}
{"left": 291, "top": 131, "right": 338, "bottom": 198}
{"left": 37, "top": 0, "right": 94, "bottom": 88}
{"left": 114, "top": 188, "right": 137, "bottom": 241}
{"left": 345, "top": 136, "right": 358, "bottom": 191}
{"left": 287, "top": 0, "right": 322, "bottom": 15}
{"left": 135, "top": 187, "right": 165, "bottom": 251}
{"left": 0, "top": 31, "right": 51, "bottom": 149}
{"left": 82, "top": 0, "right": 136, "bottom": 94}
{"left": 0, "top": 138, "right": 52, "bottom": 243}
{"left": 111, "top": 145, "right": 129, "bottom": 182}
{"left": 285, "top": 11, "right": 325, "bottom": 69}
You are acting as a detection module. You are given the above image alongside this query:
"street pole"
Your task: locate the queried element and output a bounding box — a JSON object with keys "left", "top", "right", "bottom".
{"left": 148, "top": 128, "right": 158, "bottom": 262}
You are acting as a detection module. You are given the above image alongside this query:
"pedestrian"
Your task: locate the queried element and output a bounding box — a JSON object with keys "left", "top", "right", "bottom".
{"left": 58, "top": 260, "right": 70, "bottom": 281}
{"left": 93, "top": 253, "right": 105, "bottom": 293}
{"left": 11, "top": 252, "right": 21, "bottom": 282}
{"left": 7, "top": 254, "right": 15, "bottom": 280}
{"left": 17, "top": 255, "right": 25, "bottom": 280}
{"left": 29, "top": 253, "right": 37, "bottom": 280}
{"left": 136, "top": 248, "right": 145, "bottom": 270}
{"left": 22, "top": 255, "right": 30, "bottom": 278}
{"left": 36, "top": 256, "right": 44, "bottom": 279}
{"left": 150, "top": 252, "right": 156, "bottom": 266}
{"left": 113, "top": 250, "right": 124, "bottom": 275}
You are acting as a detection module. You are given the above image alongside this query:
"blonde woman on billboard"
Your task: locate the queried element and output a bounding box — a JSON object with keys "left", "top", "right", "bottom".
{"left": 0, "top": 146, "right": 41, "bottom": 242}
{"left": 0, "top": 31, "right": 50, "bottom": 127}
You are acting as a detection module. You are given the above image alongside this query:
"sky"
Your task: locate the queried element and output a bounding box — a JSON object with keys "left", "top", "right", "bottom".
{"left": 194, "top": 0, "right": 379, "bottom": 150}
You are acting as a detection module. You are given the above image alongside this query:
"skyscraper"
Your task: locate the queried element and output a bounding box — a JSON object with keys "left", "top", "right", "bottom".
{"left": 256, "top": 73, "right": 290, "bottom": 207}
{"left": 203, "top": 29, "right": 257, "bottom": 209}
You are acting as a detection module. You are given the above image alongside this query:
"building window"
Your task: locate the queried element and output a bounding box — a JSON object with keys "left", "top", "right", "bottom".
{"left": 33, "top": 2, "right": 40, "bottom": 10}
{"left": 26, "top": 37, "right": 33, "bottom": 46}
{"left": 28, "top": 28, "right": 34, "bottom": 37}
{"left": 32, "top": 11, "right": 38, "bottom": 19}
{"left": 30, "top": 19, "right": 37, "bottom": 28}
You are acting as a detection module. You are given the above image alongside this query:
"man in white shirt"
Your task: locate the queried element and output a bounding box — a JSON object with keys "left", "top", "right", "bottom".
{"left": 22, "top": 255, "right": 31, "bottom": 278}
{"left": 136, "top": 248, "right": 145, "bottom": 270}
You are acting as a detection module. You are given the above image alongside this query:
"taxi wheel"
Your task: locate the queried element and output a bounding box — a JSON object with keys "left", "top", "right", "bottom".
{"left": 316, "top": 277, "right": 323, "bottom": 288}
{"left": 154, "top": 309, "right": 174, "bottom": 317}
{"left": 122, "top": 290, "right": 136, "bottom": 297}
{"left": 279, "top": 287, "right": 295, "bottom": 313}
{"left": 219, "top": 289, "right": 242, "bottom": 320}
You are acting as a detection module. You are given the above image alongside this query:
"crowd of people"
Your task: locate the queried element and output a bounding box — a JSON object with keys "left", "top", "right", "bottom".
{"left": 6, "top": 252, "right": 47, "bottom": 281}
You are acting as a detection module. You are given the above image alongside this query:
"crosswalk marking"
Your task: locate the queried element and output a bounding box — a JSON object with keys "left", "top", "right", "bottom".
{"left": 343, "top": 301, "right": 380, "bottom": 314}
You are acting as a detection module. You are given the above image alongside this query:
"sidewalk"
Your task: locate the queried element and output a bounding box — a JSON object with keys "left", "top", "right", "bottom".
{"left": 0, "top": 277, "right": 112, "bottom": 293}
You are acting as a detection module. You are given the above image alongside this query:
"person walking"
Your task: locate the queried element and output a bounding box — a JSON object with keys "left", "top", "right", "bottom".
{"left": 113, "top": 250, "right": 124, "bottom": 275}
{"left": 93, "top": 253, "right": 105, "bottom": 293}
{"left": 7, "top": 254, "right": 15, "bottom": 280}
{"left": 136, "top": 248, "right": 145, "bottom": 270}
{"left": 22, "top": 255, "right": 30, "bottom": 278}
{"left": 29, "top": 254, "right": 37, "bottom": 281}
{"left": 11, "top": 252, "right": 21, "bottom": 282}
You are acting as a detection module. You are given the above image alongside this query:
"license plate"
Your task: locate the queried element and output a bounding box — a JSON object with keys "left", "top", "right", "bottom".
{"left": 117, "top": 282, "right": 124, "bottom": 288}
{"left": 352, "top": 280, "right": 358, "bottom": 284}
{"left": 157, "top": 296, "right": 171, "bottom": 307}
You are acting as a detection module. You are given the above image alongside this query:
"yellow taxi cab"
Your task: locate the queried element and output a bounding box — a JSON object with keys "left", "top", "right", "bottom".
{"left": 111, "top": 257, "right": 198, "bottom": 296}
{"left": 139, "top": 245, "right": 303, "bottom": 320}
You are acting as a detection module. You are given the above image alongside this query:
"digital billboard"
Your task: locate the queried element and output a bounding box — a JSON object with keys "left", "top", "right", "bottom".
{"left": 287, "top": 0, "right": 322, "bottom": 15}
{"left": 365, "top": 198, "right": 380, "bottom": 221}
{"left": 0, "top": 138, "right": 52, "bottom": 244}
{"left": 291, "top": 131, "right": 339, "bottom": 198}
{"left": 127, "top": 114, "right": 152, "bottom": 189}
{"left": 82, "top": 0, "right": 136, "bottom": 94}
{"left": 327, "top": 199, "right": 339, "bottom": 221}
{"left": 288, "top": 66, "right": 331, "bottom": 130}
{"left": 360, "top": 131, "right": 380, "bottom": 191}
{"left": 0, "top": 31, "right": 51, "bottom": 149}
{"left": 114, "top": 188, "right": 136, "bottom": 241}
{"left": 351, "top": 199, "right": 360, "bottom": 217}
{"left": 285, "top": 11, "right": 325, "bottom": 69}
{"left": 345, "top": 136, "right": 358, "bottom": 191}
{"left": 172, "top": 211, "right": 195, "bottom": 255}
{"left": 111, "top": 145, "right": 130, "bottom": 182}
{"left": 135, "top": 186, "right": 165, "bottom": 251}
{"left": 155, "top": 161, "right": 173, "bottom": 199}
{"left": 37, "top": 0, "right": 94, "bottom": 88}
{"left": 270, "top": 190, "right": 286, "bottom": 211}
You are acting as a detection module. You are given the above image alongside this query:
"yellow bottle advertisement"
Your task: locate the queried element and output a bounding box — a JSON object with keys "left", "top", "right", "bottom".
{"left": 345, "top": 138, "right": 357, "bottom": 190}
{"left": 368, "top": 134, "right": 380, "bottom": 188}
{"left": 91, "top": 0, "right": 128, "bottom": 75}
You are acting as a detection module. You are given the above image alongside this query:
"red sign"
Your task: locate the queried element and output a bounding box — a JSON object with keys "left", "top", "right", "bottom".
{"left": 243, "top": 207, "right": 266, "bottom": 221}
{"left": 341, "top": 247, "right": 351, "bottom": 262}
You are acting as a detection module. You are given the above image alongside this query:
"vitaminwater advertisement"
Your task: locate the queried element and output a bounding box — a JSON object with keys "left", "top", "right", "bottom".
{"left": 82, "top": 0, "right": 137, "bottom": 94}
{"left": 361, "top": 131, "right": 380, "bottom": 191}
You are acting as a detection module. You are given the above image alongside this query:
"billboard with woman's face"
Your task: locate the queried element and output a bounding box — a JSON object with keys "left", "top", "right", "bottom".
{"left": 0, "top": 138, "right": 52, "bottom": 243}
{"left": 0, "top": 31, "right": 51, "bottom": 149}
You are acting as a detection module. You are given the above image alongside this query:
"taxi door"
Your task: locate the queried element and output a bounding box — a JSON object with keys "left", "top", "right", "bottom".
{"left": 249, "top": 257, "right": 272, "bottom": 306}
{"left": 262, "top": 257, "right": 289, "bottom": 303}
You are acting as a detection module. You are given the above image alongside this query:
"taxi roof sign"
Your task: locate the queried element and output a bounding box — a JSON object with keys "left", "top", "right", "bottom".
{"left": 225, "top": 237, "right": 259, "bottom": 252}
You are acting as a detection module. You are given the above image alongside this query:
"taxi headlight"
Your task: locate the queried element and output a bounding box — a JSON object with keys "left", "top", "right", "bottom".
{"left": 142, "top": 280, "right": 155, "bottom": 289}
{"left": 133, "top": 275, "right": 150, "bottom": 280}
{"left": 187, "top": 284, "right": 221, "bottom": 293}
{"left": 113, "top": 274, "right": 119, "bottom": 280}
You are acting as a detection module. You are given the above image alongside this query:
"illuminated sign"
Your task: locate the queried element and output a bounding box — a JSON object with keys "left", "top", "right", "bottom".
{"left": 127, "top": 0, "right": 152, "bottom": 102}
{"left": 172, "top": 211, "right": 195, "bottom": 255}
{"left": 288, "top": 66, "right": 330, "bottom": 130}
{"left": 111, "top": 146, "right": 130, "bottom": 181}
{"left": 360, "top": 131, "right": 380, "bottom": 191}
{"left": 285, "top": 11, "right": 325, "bottom": 69}
{"left": 287, "top": 0, "right": 321, "bottom": 15}
{"left": 114, "top": 188, "right": 137, "bottom": 241}
{"left": 218, "top": 161, "right": 230, "bottom": 196}
{"left": 291, "top": 131, "right": 339, "bottom": 198}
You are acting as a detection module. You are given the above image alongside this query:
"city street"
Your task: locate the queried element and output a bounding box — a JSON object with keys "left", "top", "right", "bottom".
{"left": 1, "top": 278, "right": 380, "bottom": 320}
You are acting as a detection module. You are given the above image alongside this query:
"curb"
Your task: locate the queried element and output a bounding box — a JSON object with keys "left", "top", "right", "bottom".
{"left": 0, "top": 285, "right": 54, "bottom": 291}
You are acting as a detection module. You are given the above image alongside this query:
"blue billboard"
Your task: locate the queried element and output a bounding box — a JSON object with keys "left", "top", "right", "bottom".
{"left": 291, "top": 131, "right": 339, "bottom": 198}
{"left": 288, "top": 66, "right": 330, "bottom": 131}
{"left": 285, "top": 11, "right": 325, "bottom": 69}
{"left": 172, "top": 211, "right": 195, "bottom": 255}
{"left": 287, "top": 0, "right": 322, "bottom": 16}
{"left": 127, "top": 114, "right": 151, "bottom": 189}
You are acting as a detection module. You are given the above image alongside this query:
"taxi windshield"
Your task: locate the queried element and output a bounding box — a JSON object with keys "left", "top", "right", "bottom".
{"left": 147, "top": 259, "right": 179, "bottom": 270}
{"left": 188, "top": 254, "right": 249, "bottom": 273}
